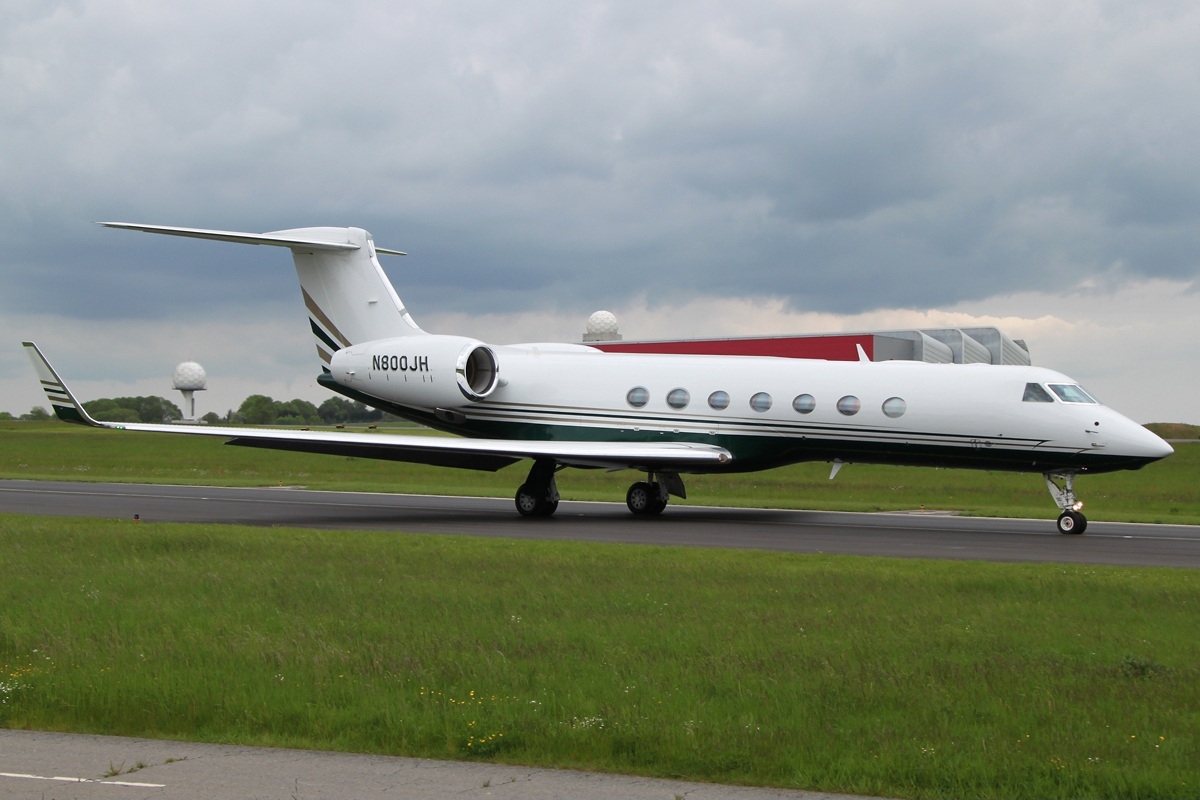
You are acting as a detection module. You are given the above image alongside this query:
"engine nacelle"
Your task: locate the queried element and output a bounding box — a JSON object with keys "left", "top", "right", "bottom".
{"left": 329, "top": 335, "right": 500, "bottom": 408}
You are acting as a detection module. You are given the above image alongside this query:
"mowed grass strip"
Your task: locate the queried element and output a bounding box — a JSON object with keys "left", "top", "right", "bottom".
{"left": 1, "top": 515, "right": 1197, "bottom": 799}
{"left": 2, "top": 421, "right": 1197, "bottom": 524}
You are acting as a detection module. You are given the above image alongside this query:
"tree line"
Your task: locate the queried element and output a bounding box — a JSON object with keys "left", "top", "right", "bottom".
{"left": 2, "top": 395, "right": 394, "bottom": 426}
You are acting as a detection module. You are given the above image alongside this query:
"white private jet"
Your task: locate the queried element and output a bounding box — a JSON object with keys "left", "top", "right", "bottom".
{"left": 25, "top": 223, "right": 1174, "bottom": 533}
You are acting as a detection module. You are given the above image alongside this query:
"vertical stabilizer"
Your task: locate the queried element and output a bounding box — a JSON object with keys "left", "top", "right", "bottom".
{"left": 271, "top": 227, "right": 425, "bottom": 372}
{"left": 100, "top": 222, "right": 425, "bottom": 373}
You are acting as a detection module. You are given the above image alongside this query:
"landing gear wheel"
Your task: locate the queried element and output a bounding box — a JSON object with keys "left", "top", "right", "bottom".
{"left": 647, "top": 484, "right": 667, "bottom": 515}
{"left": 515, "top": 484, "right": 557, "bottom": 518}
{"left": 1057, "top": 510, "right": 1087, "bottom": 535}
{"left": 626, "top": 482, "right": 652, "bottom": 515}
{"left": 626, "top": 481, "right": 667, "bottom": 516}
{"left": 515, "top": 459, "right": 560, "bottom": 518}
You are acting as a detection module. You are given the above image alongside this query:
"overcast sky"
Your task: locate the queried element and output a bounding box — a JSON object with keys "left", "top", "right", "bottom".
{"left": 2, "top": 0, "right": 1198, "bottom": 424}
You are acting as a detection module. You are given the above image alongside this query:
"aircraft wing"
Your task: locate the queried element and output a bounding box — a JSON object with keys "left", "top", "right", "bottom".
{"left": 23, "top": 342, "right": 732, "bottom": 473}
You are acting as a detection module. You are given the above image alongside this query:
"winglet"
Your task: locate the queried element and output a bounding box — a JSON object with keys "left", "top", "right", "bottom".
{"left": 22, "top": 342, "right": 102, "bottom": 426}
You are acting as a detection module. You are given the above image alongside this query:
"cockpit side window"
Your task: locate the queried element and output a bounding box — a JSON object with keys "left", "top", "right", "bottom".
{"left": 1049, "top": 383, "right": 1098, "bottom": 404}
{"left": 1023, "top": 383, "right": 1054, "bottom": 403}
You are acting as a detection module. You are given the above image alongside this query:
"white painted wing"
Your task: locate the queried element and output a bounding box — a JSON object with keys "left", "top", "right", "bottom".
{"left": 24, "top": 342, "right": 732, "bottom": 473}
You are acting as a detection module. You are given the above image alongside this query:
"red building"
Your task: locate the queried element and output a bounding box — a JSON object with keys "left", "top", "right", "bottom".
{"left": 588, "top": 326, "right": 1030, "bottom": 366}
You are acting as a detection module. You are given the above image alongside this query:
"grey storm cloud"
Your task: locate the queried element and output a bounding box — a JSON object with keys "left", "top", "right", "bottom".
{"left": 3, "top": 0, "right": 1199, "bottom": 321}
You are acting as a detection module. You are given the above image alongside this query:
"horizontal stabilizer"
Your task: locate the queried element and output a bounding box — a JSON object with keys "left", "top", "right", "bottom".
{"left": 98, "top": 222, "right": 406, "bottom": 255}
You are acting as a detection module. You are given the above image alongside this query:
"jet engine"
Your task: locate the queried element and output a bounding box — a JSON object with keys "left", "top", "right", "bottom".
{"left": 329, "top": 335, "right": 500, "bottom": 408}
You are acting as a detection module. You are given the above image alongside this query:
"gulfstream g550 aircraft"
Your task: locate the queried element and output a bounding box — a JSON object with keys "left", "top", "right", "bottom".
{"left": 25, "top": 223, "right": 1173, "bottom": 533}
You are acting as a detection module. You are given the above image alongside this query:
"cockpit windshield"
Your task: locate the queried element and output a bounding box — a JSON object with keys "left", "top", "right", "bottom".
{"left": 1023, "top": 383, "right": 1054, "bottom": 402}
{"left": 1023, "top": 382, "right": 1100, "bottom": 404}
{"left": 1048, "top": 383, "right": 1098, "bottom": 404}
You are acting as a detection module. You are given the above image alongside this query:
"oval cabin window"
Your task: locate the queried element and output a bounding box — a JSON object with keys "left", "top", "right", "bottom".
{"left": 667, "top": 388, "right": 690, "bottom": 409}
{"left": 882, "top": 397, "right": 906, "bottom": 418}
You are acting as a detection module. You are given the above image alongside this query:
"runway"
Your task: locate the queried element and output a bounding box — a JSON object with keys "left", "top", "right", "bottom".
{"left": 2, "top": 479, "right": 1198, "bottom": 568}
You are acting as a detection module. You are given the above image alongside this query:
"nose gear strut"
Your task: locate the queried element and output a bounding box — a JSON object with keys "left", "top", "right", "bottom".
{"left": 1045, "top": 471, "right": 1087, "bottom": 534}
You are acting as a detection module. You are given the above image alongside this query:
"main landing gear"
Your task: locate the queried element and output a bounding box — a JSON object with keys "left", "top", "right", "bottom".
{"left": 514, "top": 459, "right": 560, "bottom": 517}
{"left": 626, "top": 481, "right": 667, "bottom": 516}
{"left": 626, "top": 471, "right": 686, "bottom": 516}
{"left": 1045, "top": 471, "right": 1087, "bottom": 535}
{"left": 513, "top": 462, "right": 687, "bottom": 518}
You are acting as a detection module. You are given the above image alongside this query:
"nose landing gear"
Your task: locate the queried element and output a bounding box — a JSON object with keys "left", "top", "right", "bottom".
{"left": 1045, "top": 471, "right": 1087, "bottom": 534}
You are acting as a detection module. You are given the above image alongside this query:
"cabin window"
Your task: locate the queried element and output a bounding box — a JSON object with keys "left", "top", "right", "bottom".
{"left": 882, "top": 397, "right": 906, "bottom": 418}
{"left": 626, "top": 386, "right": 649, "bottom": 408}
{"left": 1022, "top": 383, "right": 1054, "bottom": 403}
{"left": 792, "top": 394, "right": 816, "bottom": 414}
{"left": 708, "top": 390, "right": 730, "bottom": 410}
{"left": 1049, "top": 384, "right": 1098, "bottom": 404}
{"left": 750, "top": 392, "right": 773, "bottom": 412}
{"left": 667, "top": 388, "right": 690, "bottom": 409}
{"left": 837, "top": 395, "right": 861, "bottom": 416}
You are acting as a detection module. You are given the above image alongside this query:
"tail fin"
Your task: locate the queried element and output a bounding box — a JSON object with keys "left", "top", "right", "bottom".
{"left": 99, "top": 223, "right": 425, "bottom": 372}
{"left": 23, "top": 341, "right": 102, "bottom": 426}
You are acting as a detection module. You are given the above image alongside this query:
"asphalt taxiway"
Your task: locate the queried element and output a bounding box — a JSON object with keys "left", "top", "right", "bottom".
{"left": 1, "top": 479, "right": 1198, "bottom": 567}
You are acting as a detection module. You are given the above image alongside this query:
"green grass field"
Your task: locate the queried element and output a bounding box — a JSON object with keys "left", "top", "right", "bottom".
{"left": 1, "top": 421, "right": 1198, "bottom": 798}
{"left": 2, "top": 420, "right": 1197, "bottom": 524}
{"left": 2, "top": 515, "right": 1197, "bottom": 799}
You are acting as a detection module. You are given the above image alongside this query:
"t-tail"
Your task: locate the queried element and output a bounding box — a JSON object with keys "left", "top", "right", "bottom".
{"left": 99, "top": 223, "right": 423, "bottom": 373}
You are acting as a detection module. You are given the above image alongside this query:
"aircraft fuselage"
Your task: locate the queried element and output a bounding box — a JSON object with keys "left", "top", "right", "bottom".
{"left": 326, "top": 339, "right": 1169, "bottom": 476}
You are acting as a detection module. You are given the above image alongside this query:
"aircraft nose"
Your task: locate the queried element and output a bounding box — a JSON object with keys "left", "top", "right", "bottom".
{"left": 1123, "top": 420, "right": 1174, "bottom": 461}
{"left": 1146, "top": 433, "right": 1175, "bottom": 460}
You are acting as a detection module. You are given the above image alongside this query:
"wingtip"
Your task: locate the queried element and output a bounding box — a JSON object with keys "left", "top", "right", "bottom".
{"left": 23, "top": 342, "right": 100, "bottom": 427}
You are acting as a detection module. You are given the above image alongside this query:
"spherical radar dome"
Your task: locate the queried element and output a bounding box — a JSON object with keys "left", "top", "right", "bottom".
{"left": 586, "top": 310, "right": 620, "bottom": 336}
{"left": 172, "top": 361, "right": 207, "bottom": 391}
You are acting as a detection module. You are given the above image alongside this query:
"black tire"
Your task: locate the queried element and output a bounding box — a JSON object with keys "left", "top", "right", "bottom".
{"left": 515, "top": 484, "right": 545, "bottom": 517}
{"left": 1057, "top": 510, "right": 1086, "bottom": 535}
{"left": 627, "top": 482, "right": 668, "bottom": 516}
{"left": 646, "top": 482, "right": 668, "bottom": 515}
{"left": 626, "top": 482, "right": 653, "bottom": 515}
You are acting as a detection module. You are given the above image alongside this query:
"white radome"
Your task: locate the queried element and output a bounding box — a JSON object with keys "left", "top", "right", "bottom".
{"left": 172, "top": 361, "right": 207, "bottom": 391}
{"left": 586, "top": 310, "right": 619, "bottom": 336}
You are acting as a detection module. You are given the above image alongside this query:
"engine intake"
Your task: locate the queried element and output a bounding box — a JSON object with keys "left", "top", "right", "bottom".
{"left": 329, "top": 335, "right": 502, "bottom": 408}
{"left": 457, "top": 343, "right": 499, "bottom": 401}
